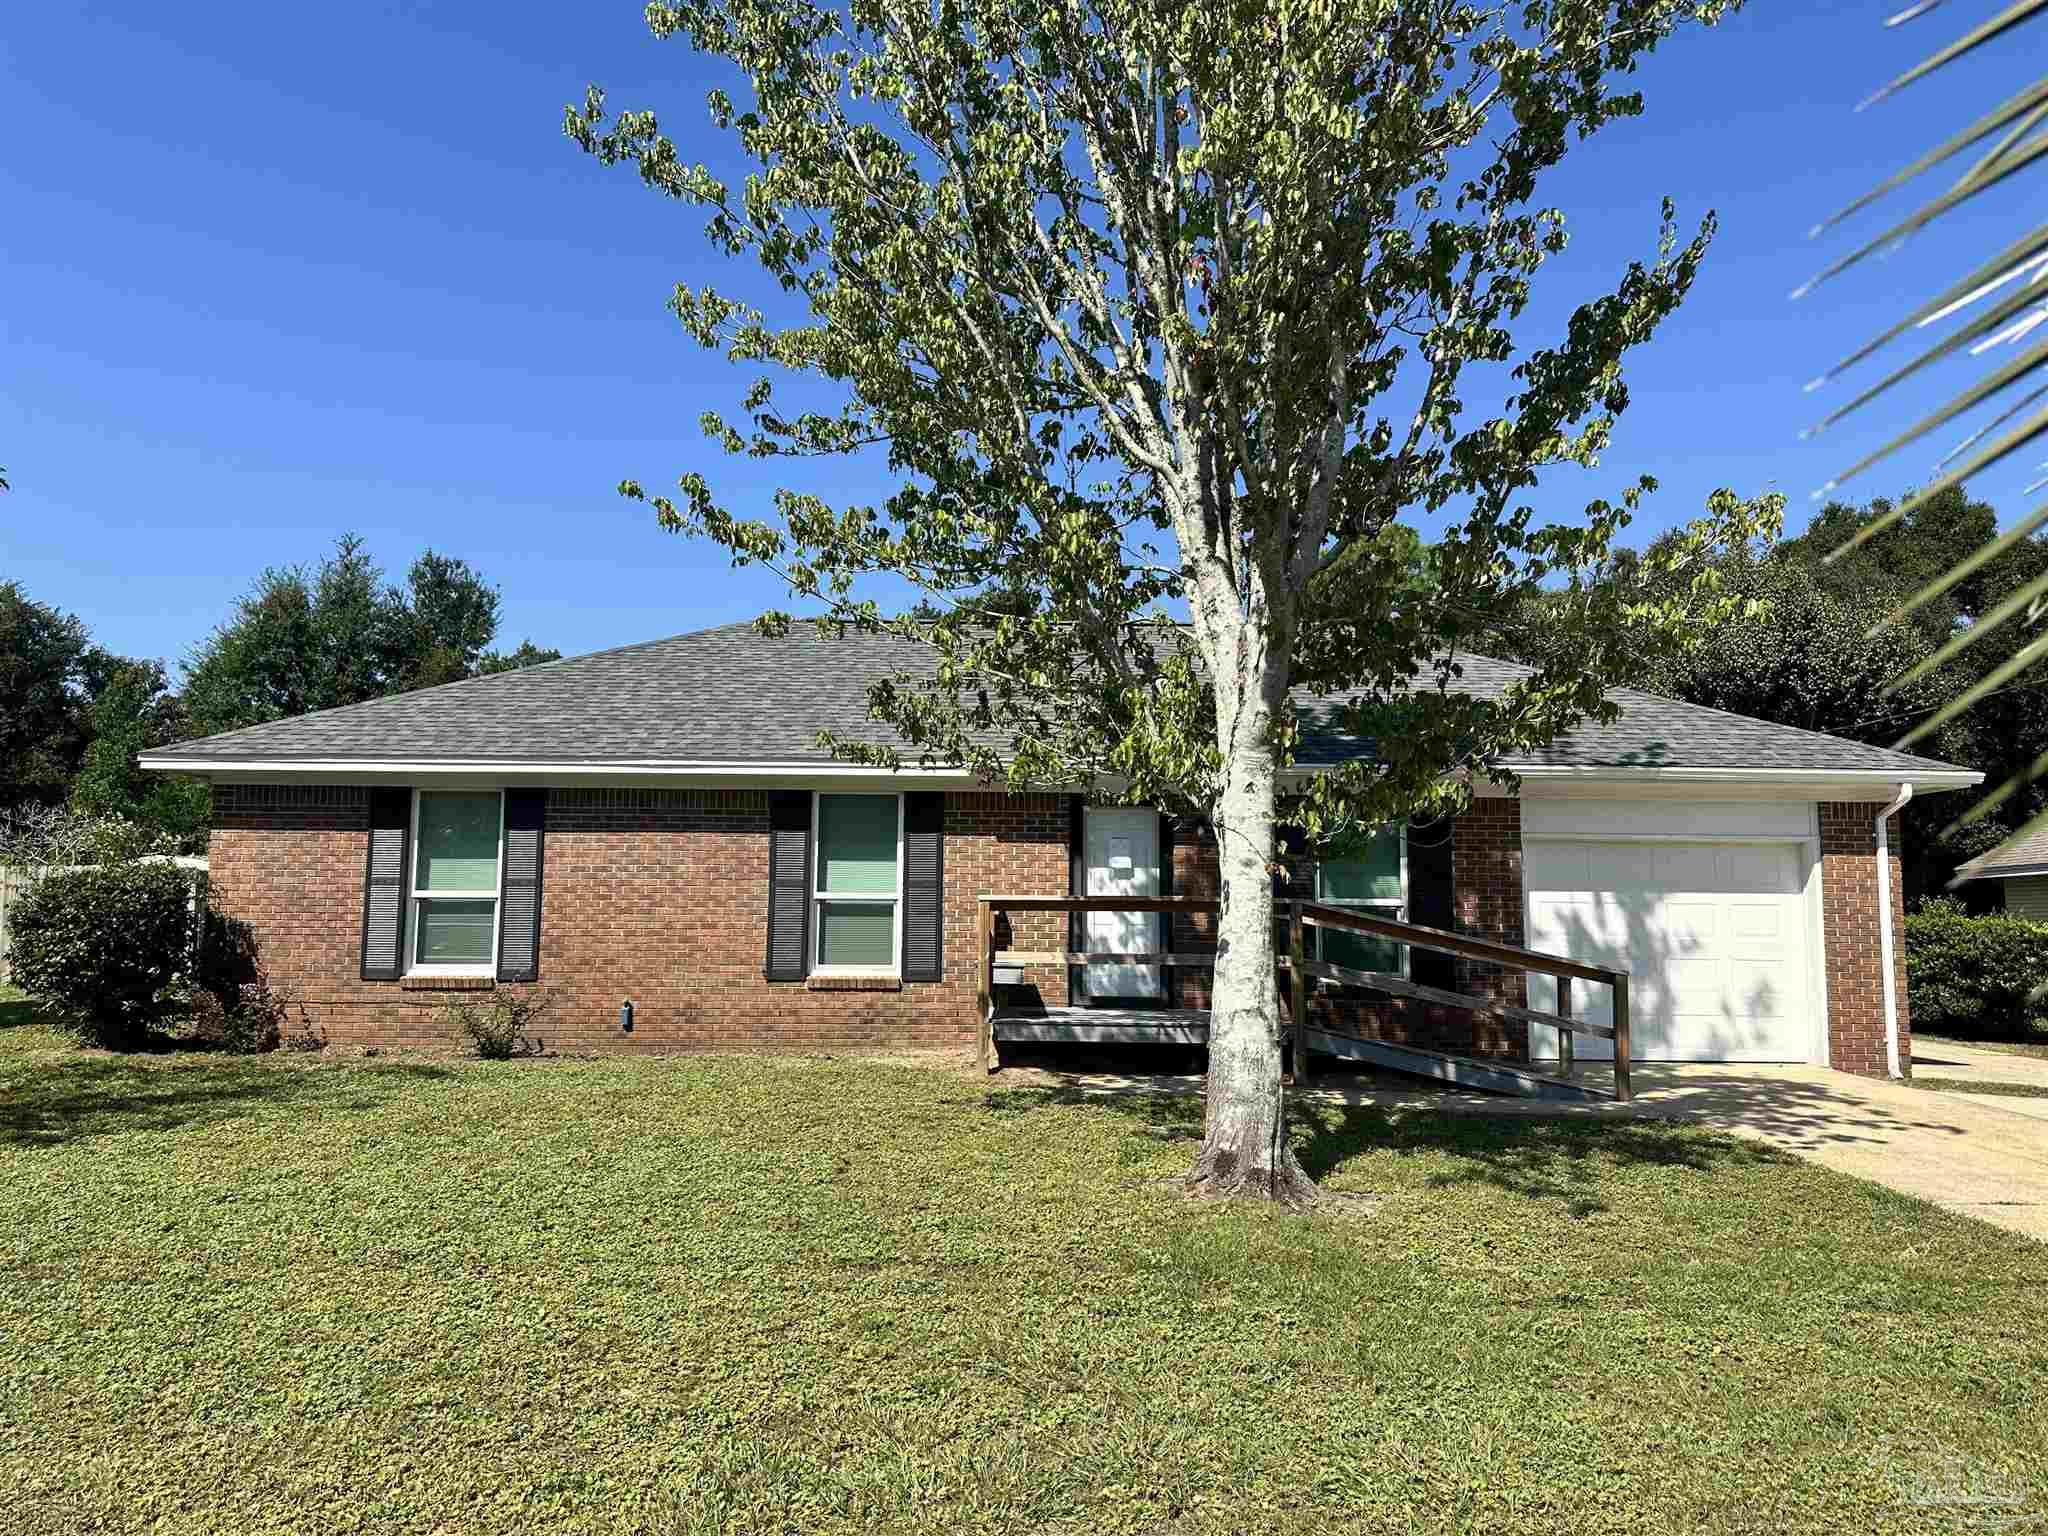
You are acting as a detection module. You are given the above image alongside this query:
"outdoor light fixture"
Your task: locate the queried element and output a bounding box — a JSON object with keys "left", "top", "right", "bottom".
{"left": 619, "top": 999, "right": 633, "bottom": 1033}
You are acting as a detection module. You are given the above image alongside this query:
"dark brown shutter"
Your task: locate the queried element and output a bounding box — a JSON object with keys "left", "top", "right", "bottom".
{"left": 360, "top": 787, "right": 411, "bottom": 980}
{"left": 496, "top": 789, "right": 546, "bottom": 983}
{"left": 1406, "top": 818, "right": 1456, "bottom": 989}
{"left": 1066, "top": 795, "right": 1087, "bottom": 1004}
{"left": 902, "top": 791, "right": 944, "bottom": 981}
{"left": 764, "top": 791, "right": 812, "bottom": 981}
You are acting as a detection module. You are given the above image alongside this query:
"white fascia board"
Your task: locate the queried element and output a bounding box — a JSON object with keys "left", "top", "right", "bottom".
{"left": 1505, "top": 764, "right": 1983, "bottom": 794}
{"left": 1277, "top": 762, "right": 1982, "bottom": 798}
{"left": 137, "top": 757, "right": 986, "bottom": 790}
{"left": 1958, "top": 861, "right": 2048, "bottom": 882}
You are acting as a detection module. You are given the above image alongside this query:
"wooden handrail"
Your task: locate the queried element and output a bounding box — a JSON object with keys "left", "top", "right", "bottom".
{"left": 976, "top": 895, "right": 1220, "bottom": 913}
{"left": 995, "top": 950, "right": 1217, "bottom": 967}
{"left": 1290, "top": 956, "right": 1616, "bottom": 1040}
{"left": 1299, "top": 902, "right": 1623, "bottom": 985}
{"left": 974, "top": 891, "right": 1632, "bottom": 1102}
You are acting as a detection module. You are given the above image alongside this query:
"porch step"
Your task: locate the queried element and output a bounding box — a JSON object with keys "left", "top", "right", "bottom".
{"left": 992, "top": 1005, "right": 1210, "bottom": 1046}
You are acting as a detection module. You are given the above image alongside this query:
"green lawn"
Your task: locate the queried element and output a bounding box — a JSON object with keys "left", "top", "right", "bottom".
{"left": 2, "top": 1005, "right": 2045, "bottom": 1535}
{"left": 1919, "top": 1031, "right": 2048, "bottom": 1062}
{"left": 1915, "top": 1077, "right": 2048, "bottom": 1099}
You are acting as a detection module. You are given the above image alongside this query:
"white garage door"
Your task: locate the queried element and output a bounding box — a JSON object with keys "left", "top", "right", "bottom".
{"left": 1524, "top": 841, "right": 1815, "bottom": 1063}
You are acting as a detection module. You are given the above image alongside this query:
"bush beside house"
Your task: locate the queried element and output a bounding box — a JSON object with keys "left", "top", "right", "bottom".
{"left": 1904, "top": 897, "right": 2048, "bottom": 1040}
{"left": 6, "top": 861, "right": 196, "bottom": 1047}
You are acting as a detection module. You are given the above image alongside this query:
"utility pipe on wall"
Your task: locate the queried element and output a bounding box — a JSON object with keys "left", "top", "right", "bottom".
{"left": 1875, "top": 783, "right": 1913, "bottom": 1080}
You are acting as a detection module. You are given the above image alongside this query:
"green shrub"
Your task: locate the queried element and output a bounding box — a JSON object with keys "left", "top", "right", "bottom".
{"left": 1904, "top": 897, "right": 2048, "bottom": 1041}
{"left": 6, "top": 861, "right": 195, "bottom": 1047}
{"left": 446, "top": 993, "right": 547, "bottom": 1059}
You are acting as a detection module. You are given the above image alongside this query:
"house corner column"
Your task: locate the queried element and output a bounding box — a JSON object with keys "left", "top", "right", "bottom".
{"left": 1819, "top": 801, "right": 1912, "bottom": 1079}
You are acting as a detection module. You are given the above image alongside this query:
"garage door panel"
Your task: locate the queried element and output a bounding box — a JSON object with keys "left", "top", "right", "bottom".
{"left": 1653, "top": 844, "right": 1721, "bottom": 892}
{"left": 1525, "top": 838, "right": 1814, "bottom": 1063}
{"left": 1582, "top": 843, "right": 1658, "bottom": 892}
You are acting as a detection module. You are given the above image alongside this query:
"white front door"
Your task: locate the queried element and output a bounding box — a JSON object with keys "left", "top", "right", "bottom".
{"left": 1083, "top": 807, "right": 1163, "bottom": 1001}
{"left": 1524, "top": 840, "right": 1816, "bottom": 1062}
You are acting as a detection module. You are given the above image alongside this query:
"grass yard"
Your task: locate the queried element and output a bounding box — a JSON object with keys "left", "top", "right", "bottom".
{"left": 3, "top": 1006, "right": 2045, "bottom": 1535}
{"left": 1919, "top": 1031, "right": 2048, "bottom": 1062}
{"left": 1914, "top": 1077, "right": 2048, "bottom": 1099}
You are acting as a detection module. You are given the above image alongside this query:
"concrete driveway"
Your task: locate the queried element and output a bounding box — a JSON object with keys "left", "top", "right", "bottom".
{"left": 1608, "top": 1063, "right": 2048, "bottom": 1241}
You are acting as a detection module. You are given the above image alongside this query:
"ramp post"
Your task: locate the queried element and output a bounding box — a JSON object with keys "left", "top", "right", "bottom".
{"left": 1289, "top": 900, "right": 1310, "bottom": 1085}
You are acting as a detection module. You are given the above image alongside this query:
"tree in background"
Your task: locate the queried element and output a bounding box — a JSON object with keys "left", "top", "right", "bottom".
{"left": 182, "top": 534, "right": 558, "bottom": 736}
{"left": 476, "top": 640, "right": 565, "bottom": 675}
{"left": 1798, "top": 4, "right": 2048, "bottom": 855}
{"left": 1486, "top": 483, "right": 2048, "bottom": 904}
{"left": 69, "top": 660, "right": 211, "bottom": 850}
{"left": 573, "top": 0, "right": 1766, "bottom": 1201}
{"left": 0, "top": 581, "right": 101, "bottom": 807}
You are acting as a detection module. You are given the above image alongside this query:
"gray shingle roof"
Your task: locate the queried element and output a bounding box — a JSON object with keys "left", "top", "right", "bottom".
{"left": 144, "top": 620, "right": 1975, "bottom": 780}
{"left": 1957, "top": 820, "right": 2048, "bottom": 881}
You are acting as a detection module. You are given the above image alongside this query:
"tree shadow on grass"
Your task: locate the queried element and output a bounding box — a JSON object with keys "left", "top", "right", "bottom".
{"left": 0, "top": 1058, "right": 454, "bottom": 1149}
{"left": 982, "top": 1083, "right": 1793, "bottom": 1218}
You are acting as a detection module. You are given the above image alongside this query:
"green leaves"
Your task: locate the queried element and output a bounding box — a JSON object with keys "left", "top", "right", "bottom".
{"left": 573, "top": 0, "right": 1744, "bottom": 836}
{"left": 1801, "top": 3, "right": 2048, "bottom": 858}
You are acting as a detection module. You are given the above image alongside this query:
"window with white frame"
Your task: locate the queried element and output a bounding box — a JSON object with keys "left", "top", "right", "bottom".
{"left": 408, "top": 790, "right": 504, "bottom": 972}
{"left": 812, "top": 792, "right": 902, "bottom": 972}
{"left": 1316, "top": 823, "right": 1407, "bottom": 978}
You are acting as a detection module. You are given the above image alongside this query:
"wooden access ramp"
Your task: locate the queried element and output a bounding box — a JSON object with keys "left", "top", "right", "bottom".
{"left": 977, "top": 894, "right": 1633, "bottom": 1103}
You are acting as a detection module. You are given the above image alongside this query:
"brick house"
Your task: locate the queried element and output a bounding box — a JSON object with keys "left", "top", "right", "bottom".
{"left": 142, "top": 623, "right": 1979, "bottom": 1076}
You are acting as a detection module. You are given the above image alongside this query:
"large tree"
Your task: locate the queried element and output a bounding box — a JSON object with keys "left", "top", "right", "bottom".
{"left": 182, "top": 534, "right": 559, "bottom": 736}
{"left": 572, "top": 0, "right": 1768, "bottom": 1202}
{"left": 0, "top": 581, "right": 104, "bottom": 807}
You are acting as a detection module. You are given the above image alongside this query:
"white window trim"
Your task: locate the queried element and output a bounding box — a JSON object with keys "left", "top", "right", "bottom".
{"left": 1315, "top": 824, "right": 1410, "bottom": 981}
{"left": 405, "top": 788, "right": 505, "bottom": 977}
{"left": 809, "top": 789, "right": 905, "bottom": 976}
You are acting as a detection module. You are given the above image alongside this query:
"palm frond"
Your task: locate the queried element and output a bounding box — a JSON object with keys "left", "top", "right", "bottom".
{"left": 1807, "top": 1, "right": 2048, "bottom": 841}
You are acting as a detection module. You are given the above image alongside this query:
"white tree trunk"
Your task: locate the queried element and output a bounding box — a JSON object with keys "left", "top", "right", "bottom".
{"left": 1184, "top": 734, "right": 1316, "bottom": 1206}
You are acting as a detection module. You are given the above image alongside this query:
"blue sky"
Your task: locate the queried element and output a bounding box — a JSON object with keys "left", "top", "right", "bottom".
{"left": 3, "top": 1, "right": 2039, "bottom": 672}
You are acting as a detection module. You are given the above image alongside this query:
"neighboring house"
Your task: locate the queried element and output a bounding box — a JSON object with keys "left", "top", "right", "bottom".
{"left": 140, "top": 623, "right": 1980, "bottom": 1076}
{"left": 1954, "top": 822, "right": 2048, "bottom": 920}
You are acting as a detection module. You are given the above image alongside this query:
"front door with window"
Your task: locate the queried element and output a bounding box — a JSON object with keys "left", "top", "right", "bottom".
{"left": 1083, "top": 807, "right": 1163, "bottom": 1001}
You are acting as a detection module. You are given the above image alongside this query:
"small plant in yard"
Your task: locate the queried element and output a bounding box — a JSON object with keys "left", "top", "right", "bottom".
{"left": 281, "top": 1018, "right": 328, "bottom": 1053}
{"left": 5, "top": 860, "right": 193, "bottom": 1047}
{"left": 187, "top": 978, "right": 292, "bottom": 1055}
{"left": 446, "top": 992, "right": 547, "bottom": 1059}
{"left": 185, "top": 909, "right": 290, "bottom": 1054}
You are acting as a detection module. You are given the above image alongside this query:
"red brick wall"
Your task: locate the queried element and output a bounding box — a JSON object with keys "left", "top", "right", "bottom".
{"left": 1449, "top": 798, "right": 1528, "bottom": 1057}
{"left": 209, "top": 785, "right": 1068, "bottom": 1052}
{"left": 1819, "top": 800, "right": 1911, "bottom": 1077}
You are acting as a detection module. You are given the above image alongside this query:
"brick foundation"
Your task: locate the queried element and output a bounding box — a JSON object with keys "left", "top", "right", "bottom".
{"left": 1819, "top": 801, "right": 1912, "bottom": 1078}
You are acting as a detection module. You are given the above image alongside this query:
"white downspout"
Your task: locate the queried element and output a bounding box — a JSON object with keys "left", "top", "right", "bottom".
{"left": 1875, "top": 783, "right": 1913, "bottom": 1080}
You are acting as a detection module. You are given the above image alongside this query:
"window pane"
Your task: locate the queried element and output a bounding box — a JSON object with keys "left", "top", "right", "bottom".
{"left": 1319, "top": 826, "right": 1401, "bottom": 903}
{"left": 1324, "top": 924, "right": 1404, "bottom": 977}
{"left": 817, "top": 795, "right": 898, "bottom": 895}
{"left": 818, "top": 901, "right": 895, "bottom": 967}
{"left": 416, "top": 792, "right": 500, "bottom": 891}
{"left": 415, "top": 899, "right": 495, "bottom": 965}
